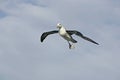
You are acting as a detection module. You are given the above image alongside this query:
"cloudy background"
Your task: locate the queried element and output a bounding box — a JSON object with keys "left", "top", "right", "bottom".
{"left": 0, "top": 0, "right": 120, "bottom": 80}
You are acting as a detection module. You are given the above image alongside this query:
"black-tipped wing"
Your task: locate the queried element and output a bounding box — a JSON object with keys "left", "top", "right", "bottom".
{"left": 67, "top": 30, "right": 99, "bottom": 45}
{"left": 41, "top": 30, "right": 58, "bottom": 42}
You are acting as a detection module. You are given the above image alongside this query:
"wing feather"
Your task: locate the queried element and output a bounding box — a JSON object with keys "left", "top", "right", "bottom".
{"left": 41, "top": 30, "right": 58, "bottom": 42}
{"left": 67, "top": 30, "right": 99, "bottom": 45}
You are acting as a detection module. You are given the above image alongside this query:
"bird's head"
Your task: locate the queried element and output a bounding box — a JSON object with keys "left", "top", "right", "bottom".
{"left": 57, "top": 23, "right": 62, "bottom": 29}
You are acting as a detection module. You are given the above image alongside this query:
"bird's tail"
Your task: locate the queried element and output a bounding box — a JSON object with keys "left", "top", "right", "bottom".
{"left": 71, "top": 39, "right": 77, "bottom": 43}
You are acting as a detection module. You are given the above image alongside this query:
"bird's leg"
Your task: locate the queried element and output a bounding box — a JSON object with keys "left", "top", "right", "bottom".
{"left": 67, "top": 41, "right": 75, "bottom": 49}
{"left": 67, "top": 41, "right": 71, "bottom": 49}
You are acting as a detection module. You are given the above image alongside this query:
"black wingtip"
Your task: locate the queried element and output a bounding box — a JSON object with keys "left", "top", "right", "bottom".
{"left": 40, "top": 37, "right": 44, "bottom": 42}
{"left": 96, "top": 43, "right": 99, "bottom": 45}
{"left": 40, "top": 35, "right": 44, "bottom": 42}
{"left": 94, "top": 42, "right": 99, "bottom": 45}
{"left": 41, "top": 40, "right": 43, "bottom": 42}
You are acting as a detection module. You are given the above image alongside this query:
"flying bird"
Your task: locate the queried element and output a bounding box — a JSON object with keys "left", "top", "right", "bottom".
{"left": 41, "top": 23, "right": 99, "bottom": 49}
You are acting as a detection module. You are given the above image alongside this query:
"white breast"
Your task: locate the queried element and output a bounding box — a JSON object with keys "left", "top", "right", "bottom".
{"left": 59, "top": 27, "right": 66, "bottom": 36}
{"left": 59, "top": 27, "right": 71, "bottom": 41}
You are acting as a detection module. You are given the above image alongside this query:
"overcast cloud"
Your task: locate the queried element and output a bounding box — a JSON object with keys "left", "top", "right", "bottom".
{"left": 0, "top": 0, "right": 120, "bottom": 80}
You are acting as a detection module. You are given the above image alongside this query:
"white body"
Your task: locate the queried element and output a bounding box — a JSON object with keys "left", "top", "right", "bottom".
{"left": 59, "top": 27, "right": 72, "bottom": 41}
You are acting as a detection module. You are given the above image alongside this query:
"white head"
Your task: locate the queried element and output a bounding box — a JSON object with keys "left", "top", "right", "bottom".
{"left": 57, "top": 23, "right": 62, "bottom": 29}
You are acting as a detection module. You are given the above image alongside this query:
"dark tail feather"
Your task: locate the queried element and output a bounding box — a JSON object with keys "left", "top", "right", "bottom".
{"left": 71, "top": 39, "right": 77, "bottom": 43}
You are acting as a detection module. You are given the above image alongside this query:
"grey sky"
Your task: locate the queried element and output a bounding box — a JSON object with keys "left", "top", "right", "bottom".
{"left": 0, "top": 0, "right": 120, "bottom": 80}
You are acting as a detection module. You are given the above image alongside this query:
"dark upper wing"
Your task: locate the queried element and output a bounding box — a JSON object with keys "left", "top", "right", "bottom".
{"left": 41, "top": 30, "right": 58, "bottom": 42}
{"left": 67, "top": 30, "right": 99, "bottom": 45}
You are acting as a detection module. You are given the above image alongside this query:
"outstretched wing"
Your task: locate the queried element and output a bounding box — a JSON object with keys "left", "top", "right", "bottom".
{"left": 67, "top": 30, "right": 99, "bottom": 45}
{"left": 41, "top": 30, "right": 58, "bottom": 42}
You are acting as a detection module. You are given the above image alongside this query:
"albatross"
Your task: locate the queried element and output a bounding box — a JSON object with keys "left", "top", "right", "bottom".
{"left": 41, "top": 23, "right": 99, "bottom": 49}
